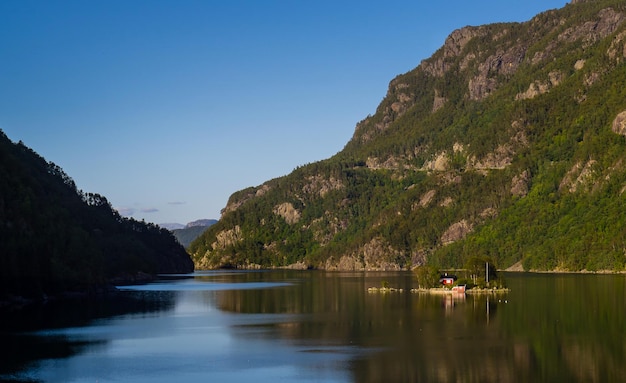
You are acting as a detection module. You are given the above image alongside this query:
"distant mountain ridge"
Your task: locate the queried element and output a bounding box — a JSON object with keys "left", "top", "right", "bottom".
{"left": 185, "top": 219, "right": 217, "bottom": 228}
{"left": 160, "top": 219, "right": 217, "bottom": 231}
{"left": 171, "top": 219, "right": 217, "bottom": 248}
{"left": 160, "top": 223, "right": 185, "bottom": 230}
{"left": 190, "top": 0, "right": 626, "bottom": 272}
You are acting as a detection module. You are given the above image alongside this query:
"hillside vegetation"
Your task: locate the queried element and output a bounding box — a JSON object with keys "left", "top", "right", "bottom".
{"left": 0, "top": 132, "right": 194, "bottom": 298}
{"left": 191, "top": 0, "right": 626, "bottom": 272}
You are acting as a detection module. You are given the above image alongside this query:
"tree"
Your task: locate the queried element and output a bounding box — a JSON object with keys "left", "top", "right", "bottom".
{"left": 465, "top": 256, "right": 498, "bottom": 287}
{"left": 414, "top": 265, "right": 440, "bottom": 289}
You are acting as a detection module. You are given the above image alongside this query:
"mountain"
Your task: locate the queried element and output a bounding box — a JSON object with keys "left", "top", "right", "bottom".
{"left": 172, "top": 219, "right": 217, "bottom": 248}
{"left": 160, "top": 220, "right": 217, "bottom": 231}
{"left": 190, "top": 0, "right": 626, "bottom": 272}
{"left": 185, "top": 219, "right": 217, "bottom": 228}
{"left": 0, "top": 132, "right": 194, "bottom": 298}
{"left": 159, "top": 223, "right": 185, "bottom": 230}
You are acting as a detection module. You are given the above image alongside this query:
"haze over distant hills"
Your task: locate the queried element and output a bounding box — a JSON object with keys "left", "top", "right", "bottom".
{"left": 190, "top": 0, "right": 626, "bottom": 272}
{"left": 160, "top": 223, "right": 186, "bottom": 230}
{"left": 167, "top": 219, "right": 217, "bottom": 248}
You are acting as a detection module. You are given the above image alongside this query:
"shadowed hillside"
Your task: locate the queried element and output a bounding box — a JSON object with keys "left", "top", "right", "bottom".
{"left": 0, "top": 131, "right": 194, "bottom": 298}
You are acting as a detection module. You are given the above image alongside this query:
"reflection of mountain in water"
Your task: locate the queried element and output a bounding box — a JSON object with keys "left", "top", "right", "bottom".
{"left": 4, "top": 272, "right": 625, "bottom": 383}
{"left": 212, "top": 271, "right": 626, "bottom": 383}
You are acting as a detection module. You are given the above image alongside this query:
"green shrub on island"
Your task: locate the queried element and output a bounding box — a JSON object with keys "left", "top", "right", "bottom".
{"left": 414, "top": 265, "right": 441, "bottom": 289}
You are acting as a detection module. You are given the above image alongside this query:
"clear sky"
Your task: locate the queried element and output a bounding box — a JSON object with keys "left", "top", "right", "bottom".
{"left": 1, "top": 0, "right": 567, "bottom": 225}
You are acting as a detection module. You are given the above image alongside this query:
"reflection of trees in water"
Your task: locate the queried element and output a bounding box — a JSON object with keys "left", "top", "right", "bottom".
{"left": 344, "top": 293, "right": 516, "bottom": 383}
{"left": 0, "top": 291, "right": 176, "bottom": 378}
{"left": 212, "top": 271, "right": 512, "bottom": 382}
{"left": 1, "top": 333, "right": 103, "bottom": 379}
{"left": 1, "top": 291, "right": 177, "bottom": 331}
{"left": 497, "top": 274, "right": 626, "bottom": 383}
{"left": 213, "top": 271, "right": 626, "bottom": 383}
{"left": 357, "top": 274, "right": 626, "bottom": 383}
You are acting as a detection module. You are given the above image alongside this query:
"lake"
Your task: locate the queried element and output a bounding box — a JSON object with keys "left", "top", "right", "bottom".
{"left": 1, "top": 271, "right": 625, "bottom": 382}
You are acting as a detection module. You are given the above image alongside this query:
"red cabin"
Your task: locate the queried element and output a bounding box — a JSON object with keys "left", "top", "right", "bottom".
{"left": 439, "top": 273, "right": 457, "bottom": 286}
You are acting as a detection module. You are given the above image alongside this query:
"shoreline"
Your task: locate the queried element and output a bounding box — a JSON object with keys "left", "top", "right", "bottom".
{"left": 207, "top": 262, "right": 626, "bottom": 274}
{"left": 503, "top": 260, "right": 626, "bottom": 274}
{"left": 368, "top": 286, "right": 510, "bottom": 294}
{"left": 0, "top": 272, "right": 158, "bottom": 310}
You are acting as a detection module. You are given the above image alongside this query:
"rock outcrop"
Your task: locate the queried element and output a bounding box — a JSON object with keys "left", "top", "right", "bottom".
{"left": 611, "top": 110, "right": 626, "bottom": 136}
{"left": 273, "top": 202, "right": 301, "bottom": 225}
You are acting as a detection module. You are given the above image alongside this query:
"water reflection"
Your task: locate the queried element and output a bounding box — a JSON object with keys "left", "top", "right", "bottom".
{"left": 1, "top": 271, "right": 625, "bottom": 382}
{"left": 207, "top": 271, "right": 626, "bottom": 382}
{"left": 0, "top": 291, "right": 177, "bottom": 381}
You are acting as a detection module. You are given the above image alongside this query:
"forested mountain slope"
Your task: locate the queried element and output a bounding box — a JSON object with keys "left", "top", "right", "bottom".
{"left": 0, "top": 131, "right": 193, "bottom": 298}
{"left": 191, "top": 0, "right": 626, "bottom": 272}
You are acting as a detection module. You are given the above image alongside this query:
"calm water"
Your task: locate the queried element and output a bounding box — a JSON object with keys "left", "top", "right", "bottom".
{"left": 1, "top": 271, "right": 625, "bottom": 383}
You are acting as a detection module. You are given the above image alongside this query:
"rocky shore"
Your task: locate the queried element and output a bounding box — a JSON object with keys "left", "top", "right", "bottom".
{"left": 367, "top": 286, "right": 510, "bottom": 294}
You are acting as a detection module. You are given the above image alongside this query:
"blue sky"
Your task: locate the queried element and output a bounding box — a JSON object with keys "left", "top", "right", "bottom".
{"left": 1, "top": 0, "right": 567, "bottom": 225}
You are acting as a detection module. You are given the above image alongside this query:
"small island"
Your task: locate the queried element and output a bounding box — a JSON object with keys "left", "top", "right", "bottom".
{"left": 368, "top": 256, "right": 509, "bottom": 294}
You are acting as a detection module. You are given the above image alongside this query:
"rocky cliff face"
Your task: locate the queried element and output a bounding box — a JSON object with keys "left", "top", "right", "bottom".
{"left": 192, "top": 0, "right": 626, "bottom": 272}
